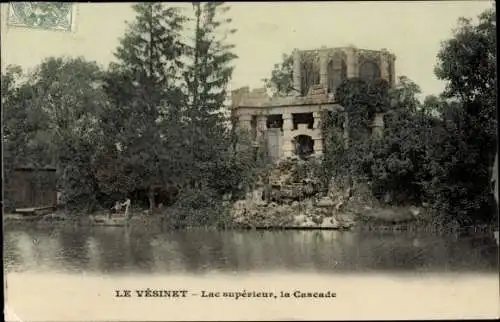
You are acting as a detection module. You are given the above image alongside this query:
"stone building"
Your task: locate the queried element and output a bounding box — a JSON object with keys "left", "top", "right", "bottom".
{"left": 231, "top": 45, "right": 396, "bottom": 162}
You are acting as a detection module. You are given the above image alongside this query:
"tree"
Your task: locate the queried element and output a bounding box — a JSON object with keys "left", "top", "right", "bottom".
{"left": 2, "top": 65, "right": 50, "bottom": 169}
{"left": 321, "top": 75, "right": 442, "bottom": 207}
{"left": 2, "top": 66, "right": 43, "bottom": 210}
{"left": 182, "top": 2, "right": 237, "bottom": 193}
{"left": 262, "top": 53, "right": 295, "bottom": 97}
{"left": 33, "top": 57, "right": 108, "bottom": 211}
{"left": 389, "top": 76, "right": 422, "bottom": 112}
{"left": 362, "top": 79, "right": 439, "bottom": 205}
{"left": 435, "top": 8, "right": 496, "bottom": 106}
{"left": 101, "top": 2, "right": 186, "bottom": 211}
{"left": 1, "top": 58, "right": 109, "bottom": 212}
{"left": 430, "top": 6, "right": 497, "bottom": 223}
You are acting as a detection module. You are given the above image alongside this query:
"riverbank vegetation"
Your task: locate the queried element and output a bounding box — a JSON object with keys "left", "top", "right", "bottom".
{"left": 2, "top": 4, "right": 497, "bottom": 229}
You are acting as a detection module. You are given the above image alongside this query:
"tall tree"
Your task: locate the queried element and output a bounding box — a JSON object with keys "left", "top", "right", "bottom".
{"left": 33, "top": 57, "right": 108, "bottom": 211}
{"left": 101, "top": 2, "right": 186, "bottom": 211}
{"left": 182, "top": 2, "right": 238, "bottom": 194}
{"left": 430, "top": 6, "right": 497, "bottom": 222}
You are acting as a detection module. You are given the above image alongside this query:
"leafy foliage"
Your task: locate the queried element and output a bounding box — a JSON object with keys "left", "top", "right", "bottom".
{"left": 430, "top": 6, "right": 497, "bottom": 223}
{"left": 2, "top": 57, "right": 108, "bottom": 211}
{"left": 334, "top": 77, "right": 391, "bottom": 143}
{"left": 262, "top": 53, "right": 295, "bottom": 97}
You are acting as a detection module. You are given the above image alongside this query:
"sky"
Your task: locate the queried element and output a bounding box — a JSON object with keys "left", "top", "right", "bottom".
{"left": 1, "top": 1, "right": 494, "bottom": 98}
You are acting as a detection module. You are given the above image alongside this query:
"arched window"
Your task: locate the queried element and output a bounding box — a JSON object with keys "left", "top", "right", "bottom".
{"left": 301, "top": 60, "right": 320, "bottom": 95}
{"left": 327, "top": 53, "right": 347, "bottom": 93}
{"left": 359, "top": 60, "right": 381, "bottom": 82}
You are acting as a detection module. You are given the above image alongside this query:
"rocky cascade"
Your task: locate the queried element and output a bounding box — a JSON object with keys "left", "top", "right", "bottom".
{"left": 229, "top": 156, "right": 422, "bottom": 229}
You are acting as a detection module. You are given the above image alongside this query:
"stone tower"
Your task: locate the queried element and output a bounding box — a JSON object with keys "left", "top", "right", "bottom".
{"left": 231, "top": 46, "right": 396, "bottom": 162}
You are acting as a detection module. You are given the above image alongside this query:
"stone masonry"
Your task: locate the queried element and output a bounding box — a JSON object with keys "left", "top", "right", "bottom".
{"left": 231, "top": 45, "right": 396, "bottom": 162}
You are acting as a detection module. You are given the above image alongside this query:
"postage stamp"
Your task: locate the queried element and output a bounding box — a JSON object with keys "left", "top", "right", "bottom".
{"left": 7, "top": 2, "right": 74, "bottom": 31}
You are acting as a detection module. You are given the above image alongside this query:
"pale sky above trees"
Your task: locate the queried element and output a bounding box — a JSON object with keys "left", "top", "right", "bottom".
{"left": 1, "top": 1, "right": 493, "bottom": 97}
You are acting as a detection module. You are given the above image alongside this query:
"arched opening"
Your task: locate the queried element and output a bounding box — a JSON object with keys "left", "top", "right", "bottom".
{"left": 293, "top": 135, "right": 314, "bottom": 159}
{"left": 301, "top": 60, "right": 320, "bottom": 95}
{"left": 359, "top": 60, "right": 381, "bottom": 82}
{"left": 327, "top": 53, "right": 348, "bottom": 93}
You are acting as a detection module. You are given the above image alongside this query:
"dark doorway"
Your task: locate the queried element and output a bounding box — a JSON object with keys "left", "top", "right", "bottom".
{"left": 293, "top": 135, "right": 314, "bottom": 159}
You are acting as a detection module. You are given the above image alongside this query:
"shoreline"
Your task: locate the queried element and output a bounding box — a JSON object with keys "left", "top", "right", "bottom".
{"left": 3, "top": 212, "right": 498, "bottom": 234}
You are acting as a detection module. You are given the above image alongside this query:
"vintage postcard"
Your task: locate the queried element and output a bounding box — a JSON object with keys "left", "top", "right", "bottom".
{"left": 2, "top": 1, "right": 499, "bottom": 321}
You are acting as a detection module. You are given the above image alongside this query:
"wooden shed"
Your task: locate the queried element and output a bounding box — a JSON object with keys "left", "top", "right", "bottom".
{"left": 8, "top": 166, "right": 58, "bottom": 212}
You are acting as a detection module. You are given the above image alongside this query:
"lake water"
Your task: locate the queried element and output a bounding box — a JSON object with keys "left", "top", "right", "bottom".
{"left": 4, "top": 226, "right": 500, "bottom": 320}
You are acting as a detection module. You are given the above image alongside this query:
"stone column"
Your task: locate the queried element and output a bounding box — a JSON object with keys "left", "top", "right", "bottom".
{"left": 282, "top": 113, "right": 295, "bottom": 157}
{"left": 282, "top": 113, "right": 294, "bottom": 131}
{"left": 256, "top": 115, "right": 267, "bottom": 140}
{"left": 293, "top": 49, "right": 301, "bottom": 96}
{"left": 282, "top": 140, "right": 295, "bottom": 157}
{"left": 372, "top": 113, "right": 385, "bottom": 138}
{"left": 379, "top": 51, "right": 389, "bottom": 81}
{"left": 345, "top": 47, "right": 358, "bottom": 79}
{"left": 314, "top": 139, "right": 324, "bottom": 156}
{"left": 238, "top": 114, "right": 252, "bottom": 132}
{"left": 313, "top": 111, "right": 322, "bottom": 130}
{"left": 319, "top": 47, "right": 328, "bottom": 89}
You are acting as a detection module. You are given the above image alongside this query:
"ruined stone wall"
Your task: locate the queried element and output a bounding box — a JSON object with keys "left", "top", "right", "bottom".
{"left": 293, "top": 46, "right": 396, "bottom": 97}
{"left": 230, "top": 46, "right": 396, "bottom": 160}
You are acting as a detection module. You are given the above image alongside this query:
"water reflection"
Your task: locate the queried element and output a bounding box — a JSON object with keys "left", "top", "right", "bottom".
{"left": 3, "top": 226, "right": 498, "bottom": 274}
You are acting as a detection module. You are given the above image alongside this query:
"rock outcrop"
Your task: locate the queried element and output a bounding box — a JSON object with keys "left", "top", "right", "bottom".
{"left": 229, "top": 157, "right": 422, "bottom": 229}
